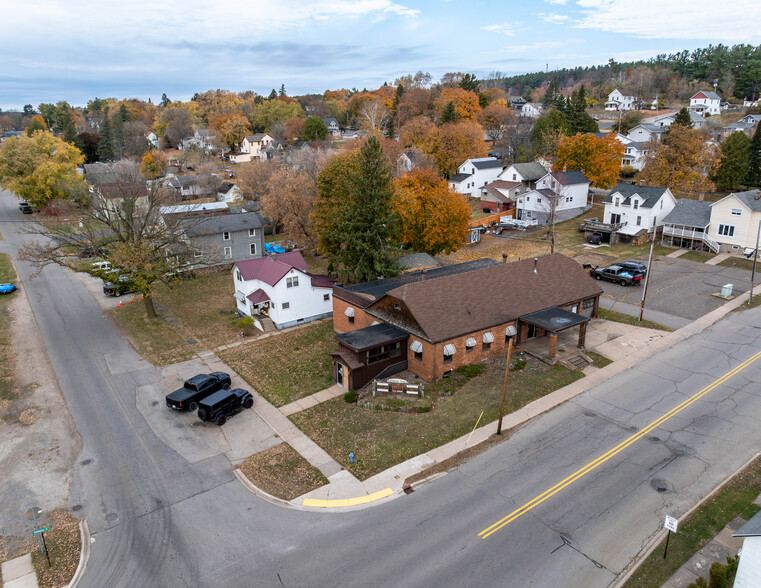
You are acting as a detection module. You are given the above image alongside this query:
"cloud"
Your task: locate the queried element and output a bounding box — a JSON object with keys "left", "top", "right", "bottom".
{"left": 575, "top": 0, "right": 761, "bottom": 41}
{"left": 539, "top": 12, "right": 570, "bottom": 23}
{"left": 546, "top": 0, "right": 568, "bottom": 4}
{"left": 500, "top": 40, "right": 580, "bottom": 53}
{"left": 482, "top": 23, "right": 523, "bottom": 36}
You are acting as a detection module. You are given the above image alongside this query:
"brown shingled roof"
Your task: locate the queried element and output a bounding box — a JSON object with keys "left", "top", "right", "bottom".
{"left": 367, "top": 253, "right": 602, "bottom": 343}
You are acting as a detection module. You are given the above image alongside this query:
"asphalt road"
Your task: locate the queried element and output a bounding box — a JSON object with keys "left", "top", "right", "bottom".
{"left": 4, "top": 189, "right": 761, "bottom": 587}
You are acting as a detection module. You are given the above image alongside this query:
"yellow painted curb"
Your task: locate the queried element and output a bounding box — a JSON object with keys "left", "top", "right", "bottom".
{"left": 302, "top": 487, "right": 394, "bottom": 508}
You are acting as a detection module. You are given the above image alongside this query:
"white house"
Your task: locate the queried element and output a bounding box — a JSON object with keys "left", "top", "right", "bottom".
{"left": 146, "top": 132, "right": 160, "bottom": 149}
{"left": 689, "top": 91, "right": 721, "bottom": 116}
{"left": 448, "top": 157, "right": 503, "bottom": 198}
{"left": 732, "top": 509, "right": 761, "bottom": 588}
{"left": 232, "top": 251, "right": 334, "bottom": 330}
{"left": 322, "top": 118, "right": 340, "bottom": 136}
{"left": 229, "top": 133, "right": 275, "bottom": 163}
{"left": 515, "top": 170, "right": 590, "bottom": 225}
{"left": 708, "top": 190, "right": 761, "bottom": 253}
{"left": 180, "top": 129, "right": 216, "bottom": 153}
{"left": 648, "top": 111, "right": 706, "bottom": 130}
{"left": 603, "top": 184, "right": 676, "bottom": 240}
{"left": 518, "top": 103, "right": 542, "bottom": 118}
{"left": 626, "top": 124, "right": 668, "bottom": 143}
{"left": 217, "top": 182, "right": 243, "bottom": 203}
{"left": 621, "top": 142, "right": 649, "bottom": 171}
{"left": 744, "top": 98, "right": 760, "bottom": 108}
{"left": 605, "top": 89, "right": 636, "bottom": 111}
{"left": 497, "top": 162, "right": 547, "bottom": 191}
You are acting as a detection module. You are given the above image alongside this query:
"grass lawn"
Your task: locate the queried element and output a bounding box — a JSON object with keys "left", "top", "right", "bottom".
{"left": 291, "top": 356, "right": 584, "bottom": 480}
{"left": 109, "top": 271, "right": 241, "bottom": 365}
{"left": 680, "top": 250, "right": 716, "bottom": 263}
{"left": 31, "top": 510, "right": 81, "bottom": 588}
{"left": 623, "top": 454, "right": 761, "bottom": 588}
{"left": 219, "top": 321, "right": 337, "bottom": 407}
{"left": 598, "top": 308, "right": 673, "bottom": 332}
{"left": 586, "top": 351, "right": 613, "bottom": 368}
{"left": 0, "top": 254, "right": 18, "bottom": 404}
{"left": 239, "top": 443, "right": 328, "bottom": 500}
{"left": 469, "top": 198, "right": 492, "bottom": 220}
{"left": 719, "top": 256, "right": 757, "bottom": 272}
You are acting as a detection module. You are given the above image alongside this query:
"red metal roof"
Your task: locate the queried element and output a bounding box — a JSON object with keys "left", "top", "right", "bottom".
{"left": 246, "top": 289, "right": 271, "bottom": 304}
{"left": 235, "top": 251, "right": 308, "bottom": 286}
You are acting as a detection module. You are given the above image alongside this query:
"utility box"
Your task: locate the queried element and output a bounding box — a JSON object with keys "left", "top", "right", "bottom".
{"left": 721, "top": 284, "right": 733, "bottom": 299}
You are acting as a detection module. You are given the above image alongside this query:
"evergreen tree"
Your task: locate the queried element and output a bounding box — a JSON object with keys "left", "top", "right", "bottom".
{"left": 440, "top": 101, "right": 458, "bottom": 124}
{"left": 385, "top": 116, "right": 395, "bottom": 140}
{"left": 160, "top": 93, "right": 170, "bottom": 108}
{"left": 279, "top": 84, "right": 286, "bottom": 96}
{"left": 716, "top": 132, "right": 750, "bottom": 190}
{"left": 335, "top": 136, "right": 399, "bottom": 282}
{"left": 268, "top": 89, "right": 277, "bottom": 100}
{"left": 568, "top": 85, "right": 599, "bottom": 133}
{"left": 118, "top": 103, "right": 131, "bottom": 122}
{"left": 459, "top": 73, "right": 480, "bottom": 93}
{"left": 60, "top": 109, "right": 77, "bottom": 144}
{"left": 747, "top": 126, "right": 761, "bottom": 187}
{"left": 673, "top": 106, "right": 693, "bottom": 128}
{"left": 543, "top": 78, "right": 561, "bottom": 110}
{"left": 97, "top": 107, "right": 113, "bottom": 161}
{"left": 111, "top": 111, "right": 124, "bottom": 159}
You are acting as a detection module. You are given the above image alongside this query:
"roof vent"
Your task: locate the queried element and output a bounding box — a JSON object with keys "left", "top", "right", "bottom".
{"left": 533, "top": 257, "right": 538, "bottom": 274}
{"left": 421, "top": 268, "right": 427, "bottom": 280}
{"left": 756, "top": 191, "right": 761, "bottom": 201}
{"left": 502, "top": 253, "right": 508, "bottom": 264}
{"left": 639, "top": 180, "right": 645, "bottom": 186}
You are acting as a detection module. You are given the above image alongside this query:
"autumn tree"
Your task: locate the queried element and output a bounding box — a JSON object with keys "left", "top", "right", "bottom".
{"left": 25, "top": 115, "right": 47, "bottom": 136}
{"left": 259, "top": 170, "right": 317, "bottom": 248}
{"left": 477, "top": 104, "right": 517, "bottom": 143}
{"left": 218, "top": 112, "right": 251, "bottom": 151}
{"left": 392, "top": 169, "right": 469, "bottom": 255}
{"left": 283, "top": 117, "right": 305, "bottom": 142}
{"left": 399, "top": 116, "right": 435, "bottom": 149}
{"left": 156, "top": 107, "right": 195, "bottom": 147}
{"left": 531, "top": 108, "right": 571, "bottom": 160}
{"left": 140, "top": 150, "right": 168, "bottom": 180}
{"left": 302, "top": 116, "right": 328, "bottom": 141}
{"left": 715, "top": 132, "right": 751, "bottom": 190}
{"left": 251, "top": 99, "right": 304, "bottom": 131}
{"left": 395, "top": 88, "right": 431, "bottom": 127}
{"left": 434, "top": 88, "right": 480, "bottom": 122}
{"left": 554, "top": 133, "right": 625, "bottom": 189}
{"left": 640, "top": 125, "right": 720, "bottom": 194}
{"left": 237, "top": 159, "right": 275, "bottom": 199}
{"left": 332, "top": 136, "right": 399, "bottom": 282}
{"left": 0, "top": 132, "right": 85, "bottom": 209}
{"left": 747, "top": 126, "right": 761, "bottom": 187}
{"left": 420, "top": 121, "right": 487, "bottom": 177}
{"left": 357, "top": 99, "right": 390, "bottom": 135}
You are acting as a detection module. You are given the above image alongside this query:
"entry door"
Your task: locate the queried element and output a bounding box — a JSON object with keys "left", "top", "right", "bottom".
{"left": 336, "top": 363, "right": 345, "bottom": 387}
{"left": 610, "top": 213, "right": 621, "bottom": 224}
{"left": 526, "top": 324, "right": 538, "bottom": 339}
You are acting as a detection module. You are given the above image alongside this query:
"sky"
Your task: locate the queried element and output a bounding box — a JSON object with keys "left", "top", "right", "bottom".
{"left": 2, "top": 0, "right": 761, "bottom": 110}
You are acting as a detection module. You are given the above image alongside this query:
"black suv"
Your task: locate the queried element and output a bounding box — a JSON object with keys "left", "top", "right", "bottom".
{"left": 590, "top": 264, "right": 643, "bottom": 286}
{"left": 103, "top": 275, "right": 138, "bottom": 296}
{"left": 197, "top": 388, "right": 253, "bottom": 425}
{"left": 618, "top": 261, "right": 647, "bottom": 278}
{"left": 165, "top": 372, "right": 232, "bottom": 411}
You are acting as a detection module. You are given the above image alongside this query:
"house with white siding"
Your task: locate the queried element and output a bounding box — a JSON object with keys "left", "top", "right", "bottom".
{"left": 604, "top": 184, "right": 676, "bottom": 240}
{"left": 497, "top": 162, "right": 547, "bottom": 192}
{"left": 515, "top": 170, "right": 589, "bottom": 225}
{"left": 626, "top": 124, "right": 668, "bottom": 143}
{"left": 229, "top": 133, "right": 275, "bottom": 163}
{"left": 621, "top": 142, "right": 649, "bottom": 171}
{"left": 604, "top": 89, "right": 636, "bottom": 111}
{"left": 448, "top": 157, "right": 503, "bottom": 198}
{"left": 689, "top": 91, "right": 721, "bottom": 116}
{"left": 708, "top": 190, "right": 761, "bottom": 253}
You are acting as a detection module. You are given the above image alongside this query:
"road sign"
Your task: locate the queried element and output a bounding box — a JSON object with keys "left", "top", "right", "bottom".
{"left": 664, "top": 516, "right": 678, "bottom": 533}
{"left": 33, "top": 527, "right": 51, "bottom": 535}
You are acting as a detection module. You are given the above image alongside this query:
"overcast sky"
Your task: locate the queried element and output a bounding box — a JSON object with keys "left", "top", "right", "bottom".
{"left": 2, "top": 0, "right": 761, "bottom": 110}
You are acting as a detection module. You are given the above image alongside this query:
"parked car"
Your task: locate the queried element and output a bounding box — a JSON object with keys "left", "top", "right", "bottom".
{"left": 18, "top": 201, "right": 29, "bottom": 210}
{"left": 0, "top": 284, "right": 18, "bottom": 294}
{"left": 590, "top": 265, "right": 643, "bottom": 286}
{"left": 197, "top": 388, "right": 253, "bottom": 425}
{"left": 165, "top": 372, "right": 232, "bottom": 412}
{"left": 586, "top": 232, "right": 604, "bottom": 245}
{"left": 81, "top": 246, "right": 109, "bottom": 259}
{"left": 20, "top": 204, "right": 33, "bottom": 214}
{"left": 618, "top": 261, "right": 647, "bottom": 278}
{"left": 102, "top": 275, "right": 138, "bottom": 296}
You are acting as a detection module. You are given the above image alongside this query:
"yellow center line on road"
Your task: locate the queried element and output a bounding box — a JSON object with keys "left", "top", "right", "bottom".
{"left": 479, "top": 348, "right": 761, "bottom": 540}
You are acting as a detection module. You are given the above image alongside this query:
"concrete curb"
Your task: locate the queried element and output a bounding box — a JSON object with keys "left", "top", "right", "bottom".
{"left": 66, "top": 519, "right": 90, "bottom": 588}
{"left": 610, "top": 450, "right": 761, "bottom": 588}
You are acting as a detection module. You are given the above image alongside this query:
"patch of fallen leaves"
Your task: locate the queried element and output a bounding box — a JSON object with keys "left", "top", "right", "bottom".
{"left": 31, "top": 509, "right": 81, "bottom": 588}
{"left": 19, "top": 408, "right": 39, "bottom": 425}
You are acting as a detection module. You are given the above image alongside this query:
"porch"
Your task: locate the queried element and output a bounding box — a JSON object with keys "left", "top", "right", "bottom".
{"left": 516, "top": 306, "right": 590, "bottom": 364}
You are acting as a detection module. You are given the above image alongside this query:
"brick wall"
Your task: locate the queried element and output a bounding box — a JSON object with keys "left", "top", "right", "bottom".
{"left": 332, "top": 296, "right": 378, "bottom": 333}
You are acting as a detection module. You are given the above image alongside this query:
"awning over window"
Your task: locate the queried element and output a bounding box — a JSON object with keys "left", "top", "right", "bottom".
{"left": 443, "top": 343, "right": 457, "bottom": 356}
{"left": 506, "top": 324, "right": 518, "bottom": 337}
{"left": 371, "top": 321, "right": 380, "bottom": 326}
{"left": 482, "top": 332, "right": 494, "bottom": 344}
{"left": 410, "top": 340, "right": 423, "bottom": 353}
{"left": 465, "top": 337, "right": 477, "bottom": 347}
{"left": 344, "top": 306, "right": 355, "bottom": 317}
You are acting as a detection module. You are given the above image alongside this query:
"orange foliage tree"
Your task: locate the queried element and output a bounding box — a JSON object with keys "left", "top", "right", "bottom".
{"left": 399, "top": 116, "right": 435, "bottom": 149}
{"left": 434, "top": 88, "right": 481, "bottom": 122}
{"left": 393, "top": 169, "right": 470, "bottom": 255}
{"left": 639, "top": 125, "right": 721, "bottom": 194}
{"left": 554, "top": 133, "right": 626, "bottom": 189}
{"left": 420, "top": 120, "right": 487, "bottom": 177}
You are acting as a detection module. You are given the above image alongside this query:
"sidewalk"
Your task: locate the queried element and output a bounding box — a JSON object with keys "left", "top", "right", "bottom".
{"left": 598, "top": 296, "right": 691, "bottom": 330}
{"left": 1, "top": 554, "right": 38, "bottom": 588}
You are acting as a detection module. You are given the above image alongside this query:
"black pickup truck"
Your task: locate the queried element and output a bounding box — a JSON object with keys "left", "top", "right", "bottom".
{"left": 165, "top": 372, "right": 232, "bottom": 412}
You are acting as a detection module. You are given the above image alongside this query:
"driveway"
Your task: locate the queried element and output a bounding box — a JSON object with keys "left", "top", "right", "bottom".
{"left": 597, "top": 255, "right": 752, "bottom": 321}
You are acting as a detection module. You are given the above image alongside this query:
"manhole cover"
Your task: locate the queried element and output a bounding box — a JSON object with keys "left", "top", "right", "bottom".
{"left": 105, "top": 513, "right": 118, "bottom": 521}
{"left": 186, "top": 339, "right": 197, "bottom": 344}
{"left": 81, "top": 459, "right": 93, "bottom": 466}
{"left": 71, "top": 504, "right": 82, "bottom": 512}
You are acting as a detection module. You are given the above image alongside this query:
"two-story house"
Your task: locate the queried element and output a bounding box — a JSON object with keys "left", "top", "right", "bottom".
{"left": 605, "top": 89, "right": 636, "bottom": 111}
{"left": 518, "top": 103, "right": 542, "bottom": 118}
{"left": 448, "top": 157, "right": 504, "bottom": 198}
{"left": 497, "top": 162, "right": 547, "bottom": 192}
{"left": 166, "top": 174, "right": 221, "bottom": 201}
{"left": 690, "top": 91, "right": 721, "bottom": 116}
{"left": 708, "top": 190, "right": 761, "bottom": 254}
{"left": 626, "top": 124, "right": 668, "bottom": 143}
{"left": 647, "top": 111, "right": 706, "bottom": 130}
{"left": 233, "top": 251, "right": 334, "bottom": 329}
{"left": 515, "top": 170, "right": 590, "bottom": 225}
{"left": 229, "top": 133, "right": 275, "bottom": 163}
{"left": 321, "top": 118, "right": 341, "bottom": 136}
{"left": 177, "top": 211, "right": 265, "bottom": 266}
{"left": 621, "top": 141, "right": 649, "bottom": 170}
{"left": 603, "top": 184, "right": 677, "bottom": 242}
{"left": 480, "top": 180, "right": 521, "bottom": 212}
{"left": 661, "top": 199, "right": 719, "bottom": 253}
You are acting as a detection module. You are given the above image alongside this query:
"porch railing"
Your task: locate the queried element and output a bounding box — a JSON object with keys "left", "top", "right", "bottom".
{"left": 663, "top": 225, "right": 720, "bottom": 253}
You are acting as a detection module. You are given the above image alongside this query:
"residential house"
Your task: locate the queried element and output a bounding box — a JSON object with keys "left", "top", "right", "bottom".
{"left": 708, "top": 190, "right": 761, "bottom": 254}
{"left": 448, "top": 157, "right": 504, "bottom": 198}
{"left": 179, "top": 129, "right": 216, "bottom": 153}
{"left": 509, "top": 96, "right": 526, "bottom": 110}
{"left": 621, "top": 141, "right": 649, "bottom": 170}
{"left": 515, "top": 170, "right": 590, "bottom": 225}
{"left": 723, "top": 114, "right": 761, "bottom": 137}
{"left": 166, "top": 174, "right": 221, "bottom": 201}
{"left": 518, "top": 103, "right": 542, "bottom": 118}
{"left": 177, "top": 210, "right": 265, "bottom": 266}
{"left": 233, "top": 251, "right": 334, "bottom": 329}
{"left": 497, "top": 162, "right": 547, "bottom": 191}
{"left": 0, "top": 130, "right": 24, "bottom": 143}
{"left": 605, "top": 89, "right": 637, "bottom": 111}
{"left": 648, "top": 111, "right": 706, "bottom": 130}
{"left": 603, "top": 184, "right": 677, "bottom": 242}
{"left": 732, "top": 509, "right": 761, "bottom": 588}
{"left": 331, "top": 254, "right": 602, "bottom": 389}
{"left": 229, "top": 133, "right": 275, "bottom": 163}
{"left": 690, "top": 91, "right": 721, "bottom": 116}
{"left": 744, "top": 98, "right": 760, "bottom": 108}
{"left": 217, "top": 182, "right": 242, "bottom": 203}
{"left": 626, "top": 124, "right": 668, "bottom": 143}
{"left": 481, "top": 180, "right": 521, "bottom": 212}
{"left": 146, "top": 132, "right": 160, "bottom": 149}
{"left": 661, "top": 198, "right": 718, "bottom": 252}
{"left": 322, "top": 118, "right": 340, "bottom": 136}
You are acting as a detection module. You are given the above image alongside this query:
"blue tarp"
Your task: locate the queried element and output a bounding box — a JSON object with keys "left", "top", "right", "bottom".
{"left": 265, "top": 243, "right": 286, "bottom": 253}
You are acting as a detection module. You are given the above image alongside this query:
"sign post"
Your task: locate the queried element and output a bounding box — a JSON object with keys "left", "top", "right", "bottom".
{"left": 26, "top": 507, "right": 52, "bottom": 567}
{"left": 663, "top": 515, "right": 678, "bottom": 559}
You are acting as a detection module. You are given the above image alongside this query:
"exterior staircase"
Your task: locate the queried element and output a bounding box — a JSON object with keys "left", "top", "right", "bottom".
{"left": 259, "top": 317, "right": 277, "bottom": 333}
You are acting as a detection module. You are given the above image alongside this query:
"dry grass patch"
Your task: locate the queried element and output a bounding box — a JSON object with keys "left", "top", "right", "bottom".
{"left": 219, "top": 321, "right": 337, "bottom": 407}
{"left": 31, "top": 510, "right": 81, "bottom": 588}
{"left": 0, "top": 254, "right": 18, "bottom": 403}
{"left": 239, "top": 443, "right": 328, "bottom": 500}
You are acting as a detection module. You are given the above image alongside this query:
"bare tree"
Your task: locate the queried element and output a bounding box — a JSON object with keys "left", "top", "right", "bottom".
{"left": 358, "top": 99, "right": 390, "bottom": 135}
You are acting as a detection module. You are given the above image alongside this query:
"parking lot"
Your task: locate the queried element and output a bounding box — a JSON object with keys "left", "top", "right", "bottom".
{"left": 597, "top": 255, "right": 753, "bottom": 321}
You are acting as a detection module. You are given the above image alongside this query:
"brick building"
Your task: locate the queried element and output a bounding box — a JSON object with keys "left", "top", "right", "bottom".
{"left": 330, "top": 254, "right": 603, "bottom": 390}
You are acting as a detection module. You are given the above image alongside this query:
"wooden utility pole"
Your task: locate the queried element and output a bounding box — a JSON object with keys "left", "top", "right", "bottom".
{"left": 497, "top": 338, "right": 514, "bottom": 435}
{"left": 639, "top": 230, "right": 656, "bottom": 322}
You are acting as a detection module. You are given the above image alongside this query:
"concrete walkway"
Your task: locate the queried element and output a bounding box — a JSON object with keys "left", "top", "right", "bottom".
{"left": 665, "top": 248, "right": 688, "bottom": 258}
{"left": 598, "top": 296, "right": 692, "bottom": 330}
{"left": 281, "top": 384, "right": 344, "bottom": 416}
{"left": 706, "top": 252, "right": 732, "bottom": 265}
{"left": 1, "top": 554, "right": 38, "bottom": 588}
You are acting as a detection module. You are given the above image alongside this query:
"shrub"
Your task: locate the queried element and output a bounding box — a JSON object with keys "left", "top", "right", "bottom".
{"left": 620, "top": 165, "right": 637, "bottom": 178}
{"left": 512, "top": 358, "right": 527, "bottom": 370}
{"left": 343, "top": 390, "right": 358, "bottom": 403}
{"left": 237, "top": 316, "right": 254, "bottom": 328}
{"left": 456, "top": 364, "right": 486, "bottom": 378}
{"left": 686, "top": 578, "right": 707, "bottom": 588}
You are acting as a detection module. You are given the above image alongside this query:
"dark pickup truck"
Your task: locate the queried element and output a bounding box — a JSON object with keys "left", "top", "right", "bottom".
{"left": 590, "top": 264, "right": 643, "bottom": 286}
{"left": 165, "top": 372, "right": 232, "bottom": 412}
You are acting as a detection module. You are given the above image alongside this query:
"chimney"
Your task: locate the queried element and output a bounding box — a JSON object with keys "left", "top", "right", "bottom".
{"left": 639, "top": 179, "right": 645, "bottom": 186}
{"left": 421, "top": 268, "right": 427, "bottom": 280}
{"left": 755, "top": 191, "right": 761, "bottom": 201}
{"left": 533, "top": 257, "right": 538, "bottom": 274}
{"left": 502, "top": 253, "right": 508, "bottom": 264}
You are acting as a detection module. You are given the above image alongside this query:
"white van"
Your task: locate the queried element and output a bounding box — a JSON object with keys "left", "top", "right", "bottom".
{"left": 91, "top": 261, "right": 111, "bottom": 272}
